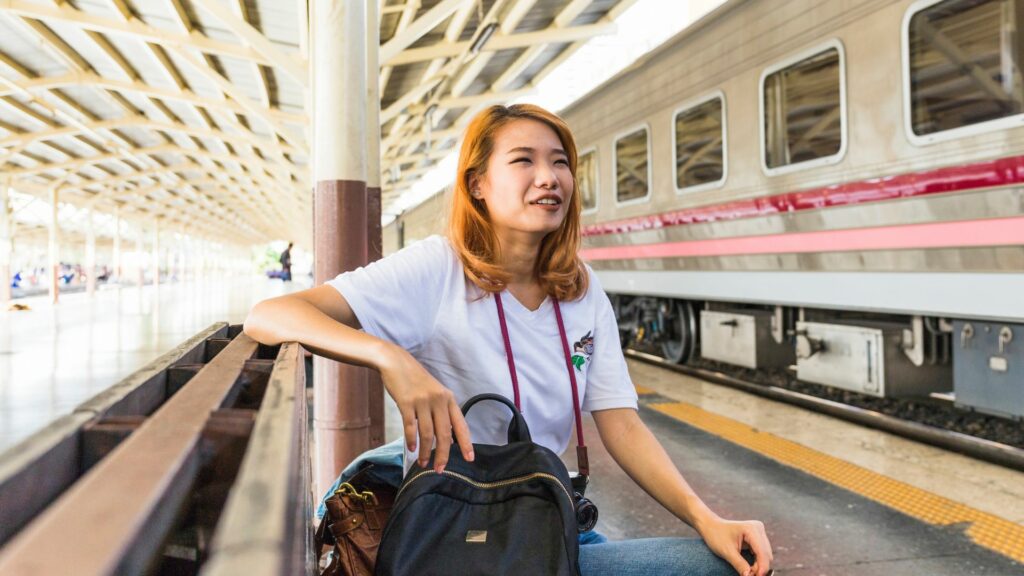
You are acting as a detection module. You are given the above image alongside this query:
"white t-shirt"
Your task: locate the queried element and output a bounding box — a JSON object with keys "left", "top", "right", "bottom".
{"left": 327, "top": 235, "right": 637, "bottom": 467}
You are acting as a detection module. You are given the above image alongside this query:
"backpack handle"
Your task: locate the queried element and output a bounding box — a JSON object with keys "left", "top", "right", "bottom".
{"left": 460, "top": 393, "right": 532, "bottom": 444}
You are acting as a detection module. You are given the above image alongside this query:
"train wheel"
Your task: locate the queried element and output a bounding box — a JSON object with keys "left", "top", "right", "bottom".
{"left": 660, "top": 299, "right": 696, "bottom": 364}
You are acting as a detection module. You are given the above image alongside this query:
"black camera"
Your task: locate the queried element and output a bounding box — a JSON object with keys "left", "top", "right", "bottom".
{"left": 570, "top": 473, "right": 598, "bottom": 533}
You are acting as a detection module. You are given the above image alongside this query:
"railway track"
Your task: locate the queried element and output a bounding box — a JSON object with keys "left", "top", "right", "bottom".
{"left": 626, "top": 349, "right": 1024, "bottom": 474}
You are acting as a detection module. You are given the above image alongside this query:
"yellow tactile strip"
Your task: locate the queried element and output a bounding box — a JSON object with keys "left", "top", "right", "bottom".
{"left": 650, "top": 401, "right": 1024, "bottom": 564}
{"left": 634, "top": 385, "right": 655, "bottom": 395}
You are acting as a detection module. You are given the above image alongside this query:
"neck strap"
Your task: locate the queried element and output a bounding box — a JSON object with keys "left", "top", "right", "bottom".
{"left": 494, "top": 293, "right": 589, "bottom": 476}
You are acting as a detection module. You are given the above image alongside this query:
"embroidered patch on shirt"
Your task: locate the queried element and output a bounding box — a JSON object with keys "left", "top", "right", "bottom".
{"left": 571, "top": 331, "right": 594, "bottom": 372}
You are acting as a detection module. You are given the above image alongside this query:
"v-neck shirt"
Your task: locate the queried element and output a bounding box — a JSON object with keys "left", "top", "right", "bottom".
{"left": 326, "top": 235, "right": 638, "bottom": 462}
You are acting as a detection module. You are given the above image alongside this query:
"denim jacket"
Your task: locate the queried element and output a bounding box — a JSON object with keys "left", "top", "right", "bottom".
{"left": 316, "top": 438, "right": 404, "bottom": 520}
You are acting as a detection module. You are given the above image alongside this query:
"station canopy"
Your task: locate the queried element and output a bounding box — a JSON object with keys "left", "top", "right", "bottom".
{"left": 0, "top": 0, "right": 637, "bottom": 247}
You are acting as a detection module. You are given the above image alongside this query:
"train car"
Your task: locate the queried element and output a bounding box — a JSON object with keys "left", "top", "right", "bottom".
{"left": 385, "top": 0, "right": 1024, "bottom": 419}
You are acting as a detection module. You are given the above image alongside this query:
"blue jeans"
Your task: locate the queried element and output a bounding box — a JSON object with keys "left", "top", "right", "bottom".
{"left": 579, "top": 532, "right": 737, "bottom": 576}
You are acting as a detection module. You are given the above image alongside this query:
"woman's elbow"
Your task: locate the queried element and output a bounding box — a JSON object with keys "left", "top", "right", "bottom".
{"left": 243, "top": 299, "right": 283, "bottom": 345}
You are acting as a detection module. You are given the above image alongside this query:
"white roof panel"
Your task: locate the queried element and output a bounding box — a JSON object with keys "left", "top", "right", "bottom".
{"left": 0, "top": 13, "right": 67, "bottom": 77}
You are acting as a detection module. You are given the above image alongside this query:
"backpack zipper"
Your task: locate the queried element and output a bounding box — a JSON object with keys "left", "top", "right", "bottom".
{"left": 396, "top": 469, "right": 573, "bottom": 506}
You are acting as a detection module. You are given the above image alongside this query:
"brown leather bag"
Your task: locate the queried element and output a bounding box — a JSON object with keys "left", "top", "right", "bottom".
{"left": 315, "top": 467, "right": 396, "bottom": 576}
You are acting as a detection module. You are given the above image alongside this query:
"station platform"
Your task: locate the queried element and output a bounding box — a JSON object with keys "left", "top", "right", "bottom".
{"left": 0, "top": 276, "right": 307, "bottom": 452}
{"left": 575, "top": 360, "right": 1024, "bottom": 575}
{"left": 5, "top": 278, "right": 1024, "bottom": 575}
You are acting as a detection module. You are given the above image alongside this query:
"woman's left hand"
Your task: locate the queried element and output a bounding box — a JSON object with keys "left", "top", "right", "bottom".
{"left": 698, "top": 515, "right": 773, "bottom": 576}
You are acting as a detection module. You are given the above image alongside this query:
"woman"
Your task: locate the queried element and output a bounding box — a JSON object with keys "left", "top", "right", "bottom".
{"left": 244, "top": 104, "right": 773, "bottom": 576}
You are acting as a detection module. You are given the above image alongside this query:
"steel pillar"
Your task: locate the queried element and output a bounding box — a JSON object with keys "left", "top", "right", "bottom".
{"left": 112, "top": 204, "right": 121, "bottom": 283}
{"left": 0, "top": 180, "right": 11, "bottom": 305}
{"left": 85, "top": 208, "right": 96, "bottom": 296}
{"left": 152, "top": 217, "right": 160, "bottom": 288}
{"left": 135, "top": 230, "right": 144, "bottom": 288}
{"left": 177, "top": 231, "right": 184, "bottom": 283}
{"left": 311, "top": 0, "right": 372, "bottom": 498}
{"left": 48, "top": 186, "right": 59, "bottom": 304}
{"left": 179, "top": 233, "right": 188, "bottom": 284}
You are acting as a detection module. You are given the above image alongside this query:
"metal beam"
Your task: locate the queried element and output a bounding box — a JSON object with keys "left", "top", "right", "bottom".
{"left": 435, "top": 87, "right": 534, "bottom": 111}
{"left": 108, "top": 0, "right": 307, "bottom": 222}
{"left": 380, "top": 0, "right": 469, "bottom": 63}
{"left": 380, "top": 0, "right": 639, "bottom": 215}
{"left": 5, "top": 143, "right": 305, "bottom": 188}
{"left": 199, "top": 0, "right": 307, "bottom": 87}
{"left": 377, "top": 0, "right": 477, "bottom": 176}
{"left": 13, "top": 17, "right": 92, "bottom": 72}
{"left": 0, "top": 15, "right": 277, "bottom": 219}
{"left": 385, "top": 22, "right": 616, "bottom": 66}
{"left": 0, "top": 74, "right": 305, "bottom": 124}
{"left": 382, "top": 126, "right": 459, "bottom": 156}
{"left": 378, "top": 0, "right": 422, "bottom": 97}
{"left": 232, "top": 0, "right": 272, "bottom": 109}
{"left": 448, "top": 0, "right": 534, "bottom": 98}
{"left": 167, "top": 46, "right": 307, "bottom": 156}
{"left": 380, "top": 75, "right": 447, "bottom": 123}
{"left": 0, "top": 50, "right": 33, "bottom": 78}
{"left": 0, "top": 116, "right": 301, "bottom": 160}
{"left": 0, "top": 0, "right": 277, "bottom": 66}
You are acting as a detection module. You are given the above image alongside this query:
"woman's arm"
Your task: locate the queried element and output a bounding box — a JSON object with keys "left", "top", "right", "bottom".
{"left": 592, "top": 408, "right": 773, "bottom": 576}
{"left": 243, "top": 286, "right": 474, "bottom": 471}
{"left": 244, "top": 285, "right": 378, "bottom": 365}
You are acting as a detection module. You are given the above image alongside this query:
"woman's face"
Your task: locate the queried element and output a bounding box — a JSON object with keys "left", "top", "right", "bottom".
{"left": 473, "top": 118, "right": 574, "bottom": 241}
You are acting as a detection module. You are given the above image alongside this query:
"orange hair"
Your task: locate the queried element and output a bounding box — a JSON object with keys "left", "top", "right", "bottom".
{"left": 447, "top": 104, "right": 589, "bottom": 301}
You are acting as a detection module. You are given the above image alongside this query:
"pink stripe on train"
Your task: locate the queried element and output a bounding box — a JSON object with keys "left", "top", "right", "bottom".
{"left": 579, "top": 216, "right": 1024, "bottom": 261}
{"left": 582, "top": 155, "right": 1024, "bottom": 237}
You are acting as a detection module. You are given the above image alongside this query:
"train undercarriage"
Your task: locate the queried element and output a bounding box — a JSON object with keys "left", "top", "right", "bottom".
{"left": 611, "top": 295, "right": 1021, "bottom": 421}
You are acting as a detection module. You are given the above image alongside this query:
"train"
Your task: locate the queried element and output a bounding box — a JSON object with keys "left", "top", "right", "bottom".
{"left": 385, "top": 0, "right": 1024, "bottom": 420}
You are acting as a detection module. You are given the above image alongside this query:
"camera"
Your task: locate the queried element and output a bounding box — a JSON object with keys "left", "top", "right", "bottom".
{"left": 570, "top": 473, "right": 598, "bottom": 533}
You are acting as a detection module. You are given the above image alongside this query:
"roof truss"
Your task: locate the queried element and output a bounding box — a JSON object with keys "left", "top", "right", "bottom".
{"left": 1, "top": 0, "right": 636, "bottom": 246}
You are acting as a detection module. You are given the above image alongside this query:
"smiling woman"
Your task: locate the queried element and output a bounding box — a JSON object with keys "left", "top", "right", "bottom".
{"left": 243, "top": 104, "right": 773, "bottom": 576}
{"left": 449, "top": 104, "right": 588, "bottom": 304}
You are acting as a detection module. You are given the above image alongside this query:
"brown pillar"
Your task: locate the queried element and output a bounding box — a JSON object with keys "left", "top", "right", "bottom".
{"left": 365, "top": 186, "right": 384, "bottom": 449}
{"left": 365, "top": 0, "right": 385, "bottom": 449}
{"left": 312, "top": 0, "right": 371, "bottom": 499}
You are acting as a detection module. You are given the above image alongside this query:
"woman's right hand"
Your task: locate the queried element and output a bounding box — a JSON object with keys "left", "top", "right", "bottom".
{"left": 243, "top": 287, "right": 474, "bottom": 472}
{"left": 378, "top": 343, "right": 474, "bottom": 473}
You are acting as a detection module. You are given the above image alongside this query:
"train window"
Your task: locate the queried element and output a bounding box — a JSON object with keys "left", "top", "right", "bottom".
{"left": 578, "top": 148, "right": 599, "bottom": 213}
{"left": 905, "top": 0, "right": 1024, "bottom": 142}
{"left": 614, "top": 125, "right": 651, "bottom": 204}
{"left": 761, "top": 41, "right": 846, "bottom": 173}
{"left": 673, "top": 94, "right": 726, "bottom": 191}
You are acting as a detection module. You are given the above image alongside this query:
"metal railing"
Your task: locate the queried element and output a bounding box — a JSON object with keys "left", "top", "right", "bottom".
{"left": 0, "top": 323, "right": 313, "bottom": 575}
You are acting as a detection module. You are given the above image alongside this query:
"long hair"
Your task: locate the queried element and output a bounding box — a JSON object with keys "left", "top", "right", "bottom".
{"left": 447, "top": 104, "right": 589, "bottom": 301}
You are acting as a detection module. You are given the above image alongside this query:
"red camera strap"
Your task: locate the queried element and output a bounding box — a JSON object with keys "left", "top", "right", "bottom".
{"left": 494, "top": 293, "right": 589, "bottom": 475}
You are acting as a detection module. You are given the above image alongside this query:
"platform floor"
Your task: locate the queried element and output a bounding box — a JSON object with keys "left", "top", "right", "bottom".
{"left": 0, "top": 276, "right": 308, "bottom": 453}
{"left": 626, "top": 360, "right": 1024, "bottom": 527}
{"left": 574, "top": 361, "right": 1024, "bottom": 575}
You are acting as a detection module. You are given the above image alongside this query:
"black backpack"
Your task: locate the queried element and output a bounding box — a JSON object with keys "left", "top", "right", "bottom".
{"left": 375, "top": 393, "right": 581, "bottom": 576}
